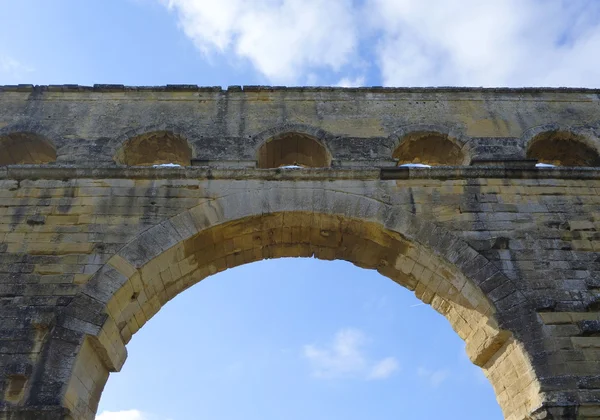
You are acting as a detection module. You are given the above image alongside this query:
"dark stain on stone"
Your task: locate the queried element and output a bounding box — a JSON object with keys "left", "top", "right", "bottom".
{"left": 10, "top": 198, "right": 30, "bottom": 231}
{"left": 408, "top": 187, "right": 416, "bottom": 214}
{"left": 56, "top": 186, "right": 76, "bottom": 213}
{"left": 9, "top": 180, "right": 20, "bottom": 191}
{"left": 492, "top": 237, "right": 510, "bottom": 249}
{"left": 26, "top": 215, "right": 45, "bottom": 226}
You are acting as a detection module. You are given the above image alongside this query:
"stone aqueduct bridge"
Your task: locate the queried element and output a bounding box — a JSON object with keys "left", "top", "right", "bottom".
{"left": 1, "top": 85, "right": 600, "bottom": 420}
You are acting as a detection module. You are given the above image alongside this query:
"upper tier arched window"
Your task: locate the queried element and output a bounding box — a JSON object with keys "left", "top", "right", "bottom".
{"left": 0, "top": 132, "right": 57, "bottom": 165}
{"left": 394, "top": 132, "right": 466, "bottom": 166}
{"left": 115, "top": 131, "right": 192, "bottom": 166}
{"left": 527, "top": 131, "right": 600, "bottom": 167}
{"left": 257, "top": 133, "right": 331, "bottom": 168}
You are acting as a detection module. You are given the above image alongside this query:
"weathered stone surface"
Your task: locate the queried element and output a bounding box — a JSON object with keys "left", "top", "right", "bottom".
{"left": 1, "top": 86, "right": 600, "bottom": 419}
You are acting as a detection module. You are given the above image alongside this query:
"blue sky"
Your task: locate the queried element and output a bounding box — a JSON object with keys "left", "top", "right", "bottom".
{"left": 98, "top": 259, "right": 499, "bottom": 420}
{"left": 2, "top": 1, "right": 600, "bottom": 419}
{"left": 2, "top": 0, "right": 600, "bottom": 87}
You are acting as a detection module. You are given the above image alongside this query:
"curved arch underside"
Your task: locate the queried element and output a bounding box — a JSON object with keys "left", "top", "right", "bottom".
{"left": 527, "top": 131, "right": 600, "bottom": 167}
{"left": 394, "top": 132, "right": 466, "bottom": 166}
{"left": 257, "top": 133, "right": 331, "bottom": 168}
{"left": 0, "top": 132, "right": 57, "bottom": 165}
{"left": 115, "top": 131, "right": 192, "bottom": 166}
{"left": 64, "top": 190, "right": 540, "bottom": 420}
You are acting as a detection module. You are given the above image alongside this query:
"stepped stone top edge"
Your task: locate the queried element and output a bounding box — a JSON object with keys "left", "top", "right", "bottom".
{"left": 2, "top": 84, "right": 600, "bottom": 94}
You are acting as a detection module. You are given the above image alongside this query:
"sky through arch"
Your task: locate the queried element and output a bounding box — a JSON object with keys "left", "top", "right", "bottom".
{"left": 97, "top": 258, "right": 502, "bottom": 420}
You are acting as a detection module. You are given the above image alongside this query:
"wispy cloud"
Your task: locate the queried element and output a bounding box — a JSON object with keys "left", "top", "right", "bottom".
{"left": 0, "top": 55, "right": 34, "bottom": 81}
{"left": 368, "top": 357, "right": 400, "bottom": 380}
{"left": 162, "top": 0, "right": 358, "bottom": 84}
{"left": 96, "top": 410, "right": 146, "bottom": 420}
{"left": 335, "top": 76, "right": 365, "bottom": 87}
{"left": 95, "top": 410, "right": 171, "bottom": 420}
{"left": 417, "top": 367, "right": 450, "bottom": 388}
{"left": 161, "top": 0, "right": 600, "bottom": 87}
{"left": 368, "top": 0, "right": 600, "bottom": 87}
{"left": 303, "top": 328, "right": 399, "bottom": 380}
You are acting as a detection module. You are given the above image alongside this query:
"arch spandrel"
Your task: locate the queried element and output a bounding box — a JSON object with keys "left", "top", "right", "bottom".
{"left": 59, "top": 188, "right": 541, "bottom": 420}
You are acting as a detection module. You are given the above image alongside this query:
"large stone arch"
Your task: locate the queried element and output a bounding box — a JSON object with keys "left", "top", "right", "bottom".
{"left": 5, "top": 85, "right": 600, "bottom": 420}
{"left": 33, "top": 188, "right": 542, "bottom": 420}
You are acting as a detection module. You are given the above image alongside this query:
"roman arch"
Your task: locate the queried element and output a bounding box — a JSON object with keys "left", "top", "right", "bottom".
{"left": 1, "top": 85, "right": 600, "bottom": 419}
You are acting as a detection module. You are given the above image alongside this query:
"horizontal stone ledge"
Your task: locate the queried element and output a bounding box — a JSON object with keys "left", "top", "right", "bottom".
{"left": 0, "top": 165, "right": 381, "bottom": 181}
{"left": 3, "top": 84, "right": 600, "bottom": 95}
{"left": 190, "top": 159, "right": 256, "bottom": 168}
{"left": 380, "top": 166, "right": 600, "bottom": 180}
{"left": 190, "top": 159, "right": 399, "bottom": 169}
{"left": 1, "top": 165, "right": 600, "bottom": 181}
{"left": 470, "top": 158, "right": 539, "bottom": 169}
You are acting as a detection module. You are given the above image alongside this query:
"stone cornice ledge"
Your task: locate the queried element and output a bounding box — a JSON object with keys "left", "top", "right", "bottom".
{"left": 0, "top": 165, "right": 600, "bottom": 181}
{"left": 2, "top": 84, "right": 600, "bottom": 94}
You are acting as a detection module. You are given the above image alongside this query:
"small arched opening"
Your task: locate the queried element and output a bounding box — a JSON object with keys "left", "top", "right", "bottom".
{"left": 257, "top": 133, "right": 331, "bottom": 168}
{"left": 115, "top": 131, "right": 192, "bottom": 166}
{"left": 527, "top": 131, "right": 600, "bottom": 167}
{"left": 0, "top": 132, "right": 57, "bottom": 165}
{"left": 394, "top": 132, "right": 466, "bottom": 166}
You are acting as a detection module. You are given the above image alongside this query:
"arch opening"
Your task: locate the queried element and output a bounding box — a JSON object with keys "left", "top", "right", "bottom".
{"left": 98, "top": 257, "right": 504, "bottom": 420}
{"left": 526, "top": 131, "right": 600, "bottom": 167}
{"left": 0, "top": 132, "right": 57, "bottom": 165}
{"left": 257, "top": 133, "right": 331, "bottom": 168}
{"left": 394, "top": 132, "right": 466, "bottom": 166}
{"left": 65, "top": 208, "right": 540, "bottom": 420}
{"left": 115, "top": 131, "right": 192, "bottom": 166}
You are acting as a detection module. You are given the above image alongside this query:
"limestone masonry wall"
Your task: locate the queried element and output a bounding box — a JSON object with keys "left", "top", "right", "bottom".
{"left": 1, "top": 86, "right": 600, "bottom": 419}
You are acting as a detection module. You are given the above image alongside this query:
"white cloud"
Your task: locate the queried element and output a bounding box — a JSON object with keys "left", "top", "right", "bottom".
{"left": 303, "top": 328, "right": 399, "bottom": 380}
{"left": 368, "top": 357, "right": 399, "bottom": 380}
{"left": 0, "top": 55, "right": 34, "bottom": 81}
{"left": 417, "top": 367, "right": 450, "bottom": 388}
{"left": 368, "top": 0, "right": 600, "bottom": 87}
{"left": 335, "top": 76, "right": 366, "bottom": 87}
{"left": 96, "top": 410, "right": 145, "bottom": 420}
{"left": 95, "top": 410, "right": 171, "bottom": 420}
{"left": 163, "top": 0, "right": 358, "bottom": 83}
{"left": 161, "top": 0, "right": 600, "bottom": 87}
